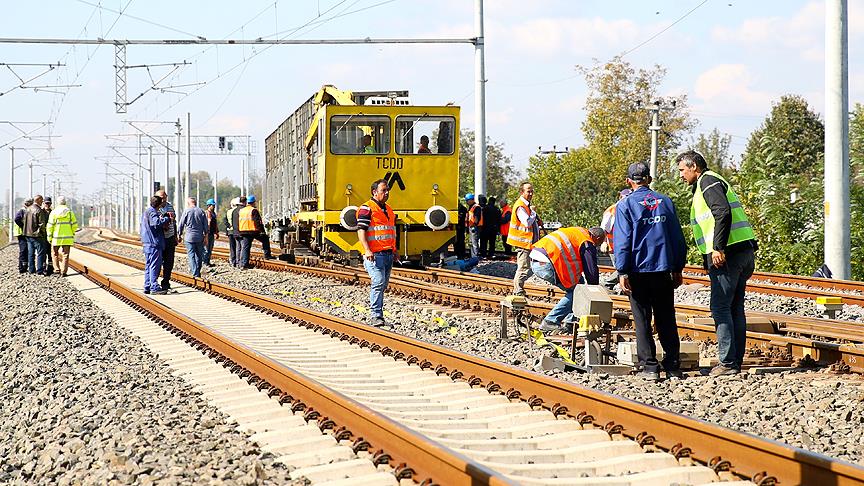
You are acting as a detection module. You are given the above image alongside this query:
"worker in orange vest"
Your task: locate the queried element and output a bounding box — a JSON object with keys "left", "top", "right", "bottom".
{"left": 508, "top": 182, "right": 541, "bottom": 295}
{"left": 357, "top": 178, "right": 398, "bottom": 328}
{"left": 499, "top": 199, "right": 512, "bottom": 255}
{"left": 600, "top": 188, "right": 632, "bottom": 289}
{"left": 466, "top": 193, "right": 484, "bottom": 258}
{"left": 531, "top": 226, "right": 605, "bottom": 333}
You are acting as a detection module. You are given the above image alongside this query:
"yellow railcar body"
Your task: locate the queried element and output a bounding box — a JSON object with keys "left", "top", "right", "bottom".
{"left": 294, "top": 104, "right": 460, "bottom": 261}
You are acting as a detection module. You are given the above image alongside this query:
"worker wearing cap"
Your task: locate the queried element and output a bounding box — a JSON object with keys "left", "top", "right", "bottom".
{"left": 203, "top": 198, "right": 220, "bottom": 267}
{"left": 532, "top": 226, "right": 605, "bottom": 333}
{"left": 508, "top": 182, "right": 541, "bottom": 296}
{"left": 615, "top": 162, "right": 687, "bottom": 381}
{"left": 678, "top": 150, "right": 757, "bottom": 376}
{"left": 231, "top": 196, "right": 247, "bottom": 268}
{"left": 600, "top": 188, "right": 633, "bottom": 290}
{"left": 224, "top": 197, "right": 241, "bottom": 267}
{"left": 237, "top": 195, "right": 266, "bottom": 269}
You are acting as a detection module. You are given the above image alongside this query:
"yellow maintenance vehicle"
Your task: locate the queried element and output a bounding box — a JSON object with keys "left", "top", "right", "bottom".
{"left": 264, "top": 85, "right": 460, "bottom": 265}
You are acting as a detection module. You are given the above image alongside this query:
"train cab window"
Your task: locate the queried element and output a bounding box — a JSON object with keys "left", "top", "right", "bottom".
{"left": 329, "top": 115, "right": 391, "bottom": 155}
{"left": 395, "top": 116, "right": 455, "bottom": 155}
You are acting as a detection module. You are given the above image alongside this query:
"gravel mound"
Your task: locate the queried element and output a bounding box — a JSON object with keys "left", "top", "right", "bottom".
{"left": 81, "top": 237, "right": 864, "bottom": 464}
{"left": 0, "top": 246, "right": 301, "bottom": 485}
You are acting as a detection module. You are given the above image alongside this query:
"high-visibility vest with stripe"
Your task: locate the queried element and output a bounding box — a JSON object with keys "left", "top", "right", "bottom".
{"left": 499, "top": 204, "right": 511, "bottom": 236}
{"left": 238, "top": 205, "right": 257, "bottom": 232}
{"left": 46, "top": 206, "right": 78, "bottom": 246}
{"left": 226, "top": 207, "right": 236, "bottom": 231}
{"left": 534, "top": 227, "right": 592, "bottom": 289}
{"left": 363, "top": 200, "right": 397, "bottom": 252}
{"left": 690, "top": 170, "right": 755, "bottom": 254}
{"left": 507, "top": 198, "right": 537, "bottom": 250}
{"left": 467, "top": 204, "right": 484, "bottom": 227}
{"left": 603, "top": 203, "right": 617, "bottom": 251}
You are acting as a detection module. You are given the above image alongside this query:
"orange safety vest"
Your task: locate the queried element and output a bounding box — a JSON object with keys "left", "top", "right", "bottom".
{"left": 364, "top": 199, "right": 397, "bottom": 253}
{"left": 534, "top": 227, "right": 592, "bottom": 289}
{"left": 500, "top": 204, "right": 511, "bottom": 236}
{"left": 467, "top": 203, "right": 484, "bottom": 227}
{"left": 507, "top": 198, "right": 537, "bottom": 250}
{"left": 238, "top": 205, "right": 257, "bottom": 232}
{"left": 603, "top": 203, "right": 617, "bottom": 251}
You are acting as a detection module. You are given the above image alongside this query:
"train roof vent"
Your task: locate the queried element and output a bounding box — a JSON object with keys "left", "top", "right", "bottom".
{"left": 364, "top": 96, "right": 411, "bottom": 106}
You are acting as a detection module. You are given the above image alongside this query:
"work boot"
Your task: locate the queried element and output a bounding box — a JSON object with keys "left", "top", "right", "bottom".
{"left": 538, "top": 320, "right": 561, "bottom": 333}
{"left": 709, "top": 365, "right": 740, "bottom": 376}
{"left": 665, "top": 370, "right": 685, "bottom": 380}
{"left": 637, "top": 370, "right": 660, "bottom": 382}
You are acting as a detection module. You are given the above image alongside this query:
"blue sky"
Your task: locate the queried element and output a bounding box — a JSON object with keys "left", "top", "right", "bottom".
{"left": 1, "top": 0, "right": 862, "bottom": 203}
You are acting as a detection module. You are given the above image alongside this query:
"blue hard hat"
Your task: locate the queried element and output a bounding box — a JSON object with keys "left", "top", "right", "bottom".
{"left": 206, "top": 198, "right": 216, "bottom": 206}
{"left": 464, "top": 193, "right": 474, "bottom": 201}
{"left": 247, "top": 195, "right": 256, "bottom": 204}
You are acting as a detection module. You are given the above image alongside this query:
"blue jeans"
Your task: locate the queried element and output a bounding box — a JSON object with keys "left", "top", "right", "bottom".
{"left": 143, "top": 246, "right": 164, "bottom": 292}
{"left": 708, "top": 247, "right": 755, "bottom": 369}
{"left": 363, "top": 251, "right": 393, "bottom": 319}
{"left": 531, "top": 259, "right": 574, "bottom": 326}
{"left": 184, "top": 240, "right": 206, "bottom": 277}
{"left": 204, "top": 236, "right": 216, "bottom": 265}
{"left": 26, "top": 236, "right": 46, "bottom": 274}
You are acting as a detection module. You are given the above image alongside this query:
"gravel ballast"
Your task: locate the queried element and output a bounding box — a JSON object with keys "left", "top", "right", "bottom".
{"left": 81, "top": 236, "right": 864, "bottom": 465}
{"left": 0, "top": 246, "right": 300, "bottom": 485}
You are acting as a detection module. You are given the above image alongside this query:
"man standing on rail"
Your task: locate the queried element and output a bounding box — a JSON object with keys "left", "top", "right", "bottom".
{"left": 224, "top": 197, "right": 241, "bottom": 267}
{"left": 356, "top": 179, "right": 397, "bottom": 328}
{"left": 231, "top": 196, "right": 247, "bottom": 268}
{"left": 155, "top": 189, "right": 178, "bottom": 292}
{"left": 203, "top": 198, "right": 220, "bottom": 267}
{"left": 677, "top": 150, "right": 757, "bottom": 376}
{"left": 238, "top": 195, "right": 266, "bottom": 269}
{"left": 23, "top": 194, "right": 48, "bottom": 275}
{"left": 46, "top": 196, "right": 79, "bottom": 278}
{"left": 508, "top": 182, "right": 541, "bottom": 296}
{"left": 532, "top": 226, "right": 605, "bottom": 333}
{"left": 141, "top": 195, "right": 170, "bottom": 295}
{"left": 614, "top": 163, "right": 687, "bottom": 381}
{"left": 177, "top": 197, "right": 208, "bottom": 278}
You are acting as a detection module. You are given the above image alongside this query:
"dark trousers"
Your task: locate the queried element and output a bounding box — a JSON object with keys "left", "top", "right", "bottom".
{"left": 709, "top": 247, "right": 755, "bottom": 369}
{"left": 233, "top": 235, "right": 244, "bottom": 267}
{"left": 17, "top": 236, "right": 28, "bottom": 273}
{"left": 253, "top": 233, "right": 272, "bottom": 258}
{"left": 480, "top": 232, "right": 497, "bottom": 258}
{"left": 43, "top": 238, "right": 53, "bottom": 275}
{"left": 628, "top": 272, "right": 680, "bottom": 373}
{"left": 454, "top": 229, "right": 466, "bottom": 259}
{"left": 240, "top": 235, "right": 253, "bottom": 268}
{"left": 228, "top": 234, "right": 237, "bottom": 266}
{"left": 161, "top": 239, "right": 176, "bottom": 290}
{"left": 501, "top": 233, "right": 512, "bottom": 255}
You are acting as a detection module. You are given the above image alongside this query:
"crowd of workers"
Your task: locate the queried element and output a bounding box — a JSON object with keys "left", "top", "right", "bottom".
{"left": 131, "top": 147, "right": 755, "bottom": 379}
{"left": 361, "top": 150, "right": 756, "bottom": 380}
{"left": 13, "top": 195, "right": 79, "bottom": 277}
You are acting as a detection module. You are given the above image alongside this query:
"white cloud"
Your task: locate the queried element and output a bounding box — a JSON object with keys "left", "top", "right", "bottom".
{"left": 693, "top": 64, "right": 774, "bottom": 115}
{"left": 508, "top": 17, "right": 650, "bottom": 57}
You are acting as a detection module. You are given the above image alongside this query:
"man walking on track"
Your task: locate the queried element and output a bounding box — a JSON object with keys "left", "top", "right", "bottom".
{"left": 508, "top": 182, "right": 541, "bottom": 296}
{"left": 46, "top": 196, "right": 79, "bottom": 277}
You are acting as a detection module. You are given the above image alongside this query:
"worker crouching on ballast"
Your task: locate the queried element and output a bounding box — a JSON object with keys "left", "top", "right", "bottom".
{"left": 532, "top": 226, "right": 605, "bottom": 333}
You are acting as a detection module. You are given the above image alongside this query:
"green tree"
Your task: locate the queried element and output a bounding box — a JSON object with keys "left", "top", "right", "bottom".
{"left": 691, "top": 128, "right": 735, "bottom": 179}
{"left": 458, "top": 129, "right": 519, "bottom": 199}
{"left": 741, "top": 95, "right": 824, "bottom": 178}
{"left": 526, "top": 148, "right": 613, "bottom": 227}
{"left": 578, "top": 57, "right": 695, "bottom": 184}
{"left": 851, "top": 103, "right": 864, "bottom": 182}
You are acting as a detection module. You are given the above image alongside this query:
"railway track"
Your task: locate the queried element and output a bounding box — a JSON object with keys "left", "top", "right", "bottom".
{"left": 90, "top": 230, "right": 864, "bottom": 373}
{"left": 67, "top": 239, "right": 864, "bottom": 485}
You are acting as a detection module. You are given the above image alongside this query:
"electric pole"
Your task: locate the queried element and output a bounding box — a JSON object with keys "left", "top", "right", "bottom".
{"left": 825, "top": 0, "right": 850, "bottom": 279}
{"left": 642, "top": 99, "right": 676, "bottom": 186}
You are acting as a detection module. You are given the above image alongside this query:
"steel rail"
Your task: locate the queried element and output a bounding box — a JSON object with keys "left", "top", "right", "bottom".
{"left": 70, "top": 243, "right": 864, "bottom": 486}
{"left": 87, "top": 234, "right": 864, "bottom": 372}
{"left": 67, "top": 252, "right": 514, "bottom": 486}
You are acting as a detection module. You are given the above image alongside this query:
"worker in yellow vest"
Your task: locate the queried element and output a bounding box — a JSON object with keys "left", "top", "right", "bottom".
{"left": 357, "top": 178, "right": 398, "bottom": 328}
{"left": 677, "top": 150, "right": 757, "bottom": 376}
{"left": 508, "top": 182, "right": 541, "bottom": 295}
{"left": 13, "top": 198, "right": 33, "bottom": 273}
{"left": 46, "top": 196, "right": 79, "bottom": 277}
{"left": 531, "top": 226, "right": 605, "bottom": 333}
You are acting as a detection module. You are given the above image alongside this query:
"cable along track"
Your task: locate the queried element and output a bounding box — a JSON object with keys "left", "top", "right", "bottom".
{"left": 68, "top": 243, "right": 864, "bottom": 485}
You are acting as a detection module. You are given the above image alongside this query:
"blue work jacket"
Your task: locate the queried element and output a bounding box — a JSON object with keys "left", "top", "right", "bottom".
{"left": 141, "top": 206, "right": 169, "bottom": 250}
{"left": 613, "top": 186, "right": 687, "bottom": 275}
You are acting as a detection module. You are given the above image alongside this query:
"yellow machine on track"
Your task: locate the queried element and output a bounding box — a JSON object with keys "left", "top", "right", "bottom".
{"left": 265, "top": 85, "right": 460, "bottom": 265}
